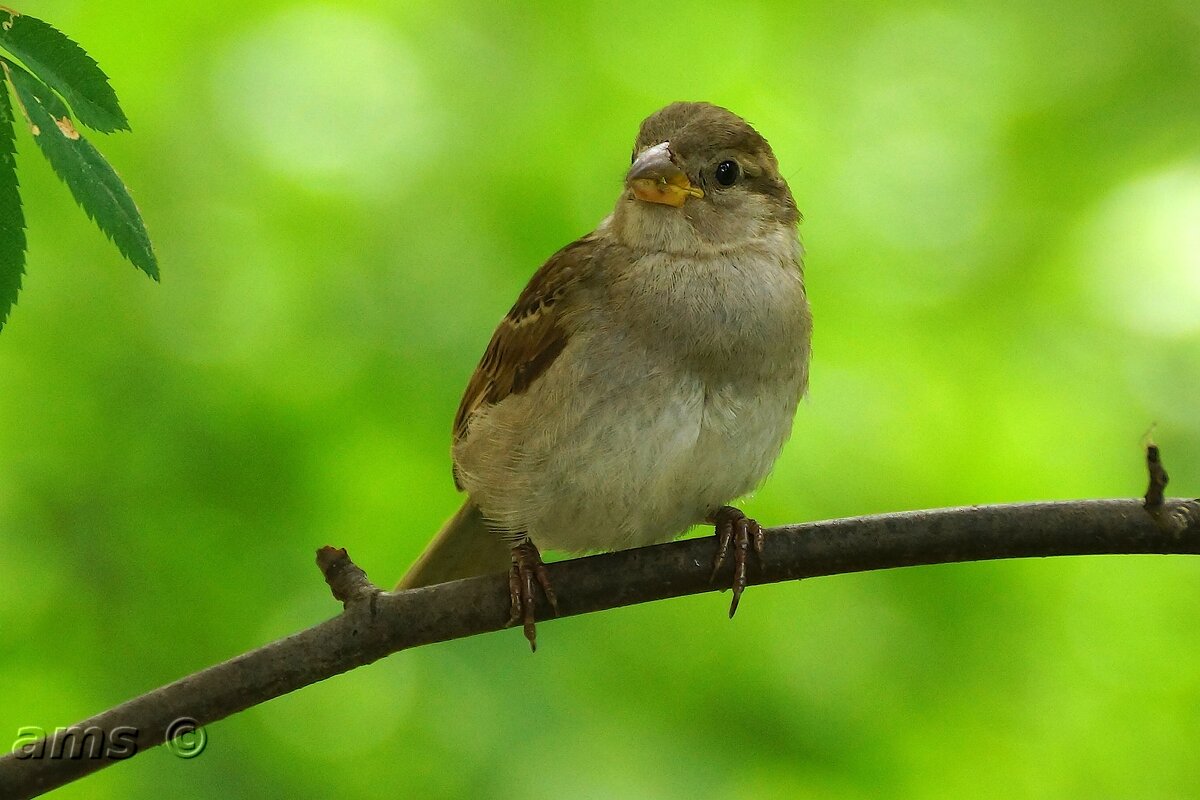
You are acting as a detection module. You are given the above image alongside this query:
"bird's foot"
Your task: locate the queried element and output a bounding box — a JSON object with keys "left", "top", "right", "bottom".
{"left": 708, "top": 506, "right": 764, "bottom": 618}
{"left": 507, "top": 540, "right": 558, "bottom": 652}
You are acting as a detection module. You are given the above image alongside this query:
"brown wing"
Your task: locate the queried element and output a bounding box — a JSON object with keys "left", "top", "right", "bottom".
{"left": 451, "top": 235, "right": 597, "bottom": 487}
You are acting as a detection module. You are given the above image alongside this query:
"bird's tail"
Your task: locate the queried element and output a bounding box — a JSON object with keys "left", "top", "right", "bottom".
{"left": 395, "top": 501, "right": 513, "bottom": 590}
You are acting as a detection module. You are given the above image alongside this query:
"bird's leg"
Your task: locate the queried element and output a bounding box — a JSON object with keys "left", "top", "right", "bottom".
{"left": 707, "top": 506, "right": 765, "bottom": 618}
{"left": 507, "top": 540, "right": 558, "bottom": 651}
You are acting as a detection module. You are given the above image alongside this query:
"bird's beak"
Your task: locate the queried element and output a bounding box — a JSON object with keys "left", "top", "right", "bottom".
{"left": 627, "top": 142, "right": 704, "bottom": 207}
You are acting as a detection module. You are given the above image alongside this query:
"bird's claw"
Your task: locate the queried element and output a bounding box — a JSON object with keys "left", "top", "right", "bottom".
{"left": 507, "top": 541, "right": 558, "bottom": 651}
{"left": 708, "top": 506, "right": 764, "bottom": 617}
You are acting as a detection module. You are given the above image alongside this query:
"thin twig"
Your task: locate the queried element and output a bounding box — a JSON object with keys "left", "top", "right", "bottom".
{"left": 317, "top": 545, "right": 381, "bottom": 609}
{"left": 1144, "top": 443, "right": 1169, "bottom": 514}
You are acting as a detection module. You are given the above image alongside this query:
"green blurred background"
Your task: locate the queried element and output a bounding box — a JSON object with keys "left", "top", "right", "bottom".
{"left": 2, "top": 0, "right": 1199, "bottom": 797}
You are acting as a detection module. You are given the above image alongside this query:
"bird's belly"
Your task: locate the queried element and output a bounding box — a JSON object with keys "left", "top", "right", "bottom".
{"left": 526, "top": 370, "right": 796, "bottom": 553}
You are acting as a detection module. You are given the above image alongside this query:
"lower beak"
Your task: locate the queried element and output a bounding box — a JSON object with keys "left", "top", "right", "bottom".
{"left": 626, "top": 142, "right": 704, "bottom": 207}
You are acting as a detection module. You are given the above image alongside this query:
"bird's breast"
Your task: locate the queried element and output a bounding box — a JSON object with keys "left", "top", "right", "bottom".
{"left": 603, "top": 239, "right": 810, "bottom": 381}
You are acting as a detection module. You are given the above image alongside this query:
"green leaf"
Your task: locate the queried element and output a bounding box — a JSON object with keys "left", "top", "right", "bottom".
{"left": 0, "top": 10, "right": 128, "bottom": 133}
{"left": 3, "top": 58, "right": 156, "bottom": 279}
{"left": 0, "top": 79, "right": 25, "bottom": 329}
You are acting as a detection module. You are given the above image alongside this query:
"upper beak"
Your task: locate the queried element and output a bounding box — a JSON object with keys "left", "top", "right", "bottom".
{"left": 626, "top": 142, "right": 704, "bottom": 207}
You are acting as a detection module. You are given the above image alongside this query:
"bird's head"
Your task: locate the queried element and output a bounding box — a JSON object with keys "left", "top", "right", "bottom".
{"left": 611, "top": 102, "right": 798, "bottom": 254}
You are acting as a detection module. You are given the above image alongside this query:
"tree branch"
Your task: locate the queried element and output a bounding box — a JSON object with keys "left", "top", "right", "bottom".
{"left": 3, "top": 495, "right": 1199, "bottom": 798}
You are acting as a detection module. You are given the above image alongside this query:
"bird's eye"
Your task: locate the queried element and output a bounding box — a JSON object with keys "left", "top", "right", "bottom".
{"left": 715, "top": 160, "right": 740, "bottom": 186}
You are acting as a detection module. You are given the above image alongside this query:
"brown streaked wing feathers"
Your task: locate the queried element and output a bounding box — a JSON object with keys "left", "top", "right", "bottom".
{"left": 451, "top": 236, "right": 596, "bottom": 487}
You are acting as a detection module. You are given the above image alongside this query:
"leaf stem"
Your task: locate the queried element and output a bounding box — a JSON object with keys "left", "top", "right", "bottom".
{"left": 0, "top": 58, "right": 35, "bottom": 134}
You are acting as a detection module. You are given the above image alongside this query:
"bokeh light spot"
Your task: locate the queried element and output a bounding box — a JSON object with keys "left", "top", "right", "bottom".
{"left": 212, "top": 6, "right": 434, "bottom": 193}
{"left": 1082, "top": 162, "right": 1200, "bottom": 337}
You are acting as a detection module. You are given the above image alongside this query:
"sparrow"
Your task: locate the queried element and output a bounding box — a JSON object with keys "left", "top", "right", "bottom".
{"left": 397, "top": 101, "right": 812, "bottom": 650}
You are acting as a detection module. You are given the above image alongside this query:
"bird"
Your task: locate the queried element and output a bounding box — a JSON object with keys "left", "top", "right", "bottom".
{"left": 397, "top": 101, "right": 812, "bottom": 650}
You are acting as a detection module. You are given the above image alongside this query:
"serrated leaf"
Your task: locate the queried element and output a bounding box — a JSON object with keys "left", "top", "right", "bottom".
{"left": 0, "top": 10, "right": 128, "bottom": 133}
{"left": 3, "top": 58, "right": 156, "bottom": 279}
{"left": 0, "top": 79, "right": 25, "bottom": 330}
